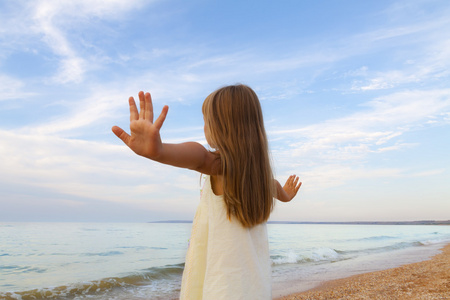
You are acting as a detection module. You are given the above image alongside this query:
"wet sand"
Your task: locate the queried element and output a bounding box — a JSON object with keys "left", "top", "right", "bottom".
{"left": 276, "top": 243, "right": 450, "bottom": 300}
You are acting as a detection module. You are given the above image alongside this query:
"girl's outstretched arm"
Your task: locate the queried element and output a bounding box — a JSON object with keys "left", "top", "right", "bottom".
{"left": 112, "top": 91, "right": 218, "bottom": 175}
{"left": 275, "top": 175, "right": 302, "bottom": 202}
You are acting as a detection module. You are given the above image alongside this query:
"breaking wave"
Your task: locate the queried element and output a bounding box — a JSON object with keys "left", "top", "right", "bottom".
{"left": 0, "top": 264, "right": 184, "bottom": 300}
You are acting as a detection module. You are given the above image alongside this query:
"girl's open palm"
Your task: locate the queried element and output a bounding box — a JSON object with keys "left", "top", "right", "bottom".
{"left": 112, "top": 91, "right": 169, "bottom": 159}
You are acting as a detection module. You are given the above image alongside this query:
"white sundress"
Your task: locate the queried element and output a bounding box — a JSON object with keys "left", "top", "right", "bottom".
{"left": 179, "top": 175, "right": 271, "bottom": 300}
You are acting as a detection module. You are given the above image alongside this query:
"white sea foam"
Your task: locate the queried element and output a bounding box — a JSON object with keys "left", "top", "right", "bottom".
{"left": 271, "top": 247, "right": 343, "bottom": 265}
{"left": 311, "top": 247, "right": 340, "bottom": 261}
{"left": 271, "top": 250, "right": 300, "bottom": 265}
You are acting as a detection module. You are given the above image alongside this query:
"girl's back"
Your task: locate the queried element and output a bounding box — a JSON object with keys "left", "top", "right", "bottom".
{"left": 202, "top": 85, "right": 275, "bottom": 228}
{"left": 180, "top": 175, "right": 271, "bottom": 300}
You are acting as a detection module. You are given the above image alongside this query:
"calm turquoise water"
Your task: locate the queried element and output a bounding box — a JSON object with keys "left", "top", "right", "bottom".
{"left": 1, "top": 222, "right": 449, "bottom": 299}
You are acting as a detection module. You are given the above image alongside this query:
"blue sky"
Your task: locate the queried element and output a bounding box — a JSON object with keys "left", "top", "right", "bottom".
{"left": 1, "top": 0, "right": 449, "bottom": 222}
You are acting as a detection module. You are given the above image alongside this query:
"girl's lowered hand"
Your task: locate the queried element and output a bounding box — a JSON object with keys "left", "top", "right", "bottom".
{"left": 112, "top": 91, "right": 169, "bottom": 159}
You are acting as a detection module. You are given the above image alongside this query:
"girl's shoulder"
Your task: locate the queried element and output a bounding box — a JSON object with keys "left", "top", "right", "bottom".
{"left": 206, "top": 151, "right": 222, "bottom": 176}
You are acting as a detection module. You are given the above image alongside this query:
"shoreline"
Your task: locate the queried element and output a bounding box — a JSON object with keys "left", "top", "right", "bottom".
{"left": 275, "top": 243, "right": 450, "bottom": 299}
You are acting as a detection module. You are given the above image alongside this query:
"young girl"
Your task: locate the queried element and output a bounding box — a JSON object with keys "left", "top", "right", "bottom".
{"left": 112, "top": 84, "right": 301, "bottom": 299}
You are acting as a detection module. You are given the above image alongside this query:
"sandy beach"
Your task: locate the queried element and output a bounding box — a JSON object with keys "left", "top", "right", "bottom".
{"left": 277, "top": 243, "right": 450, "bottom": 300}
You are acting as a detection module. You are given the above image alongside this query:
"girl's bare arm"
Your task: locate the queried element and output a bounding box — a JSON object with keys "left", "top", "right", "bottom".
{"left": 275, "top": 175, "right": 302, "bottom": 202}
{"left": 112, "top": 91, "right": 219, "bottom": 175}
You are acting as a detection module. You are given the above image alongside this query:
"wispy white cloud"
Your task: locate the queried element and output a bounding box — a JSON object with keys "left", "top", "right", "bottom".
{"left": 0, "top": 74, "right": 35, "bottom": 101}
{"left": 30, "top": 1, "right": 89, "bottom": 83}
{"left": 409, "top": 169, "right": 446, "bottom": 177}
{"left": 0, "top": 128, "right": 199, "bottom": 207}
{"left": 302, "top": 165, "right": 403, "bottom": 190}
{"left": 17, "top": 70, "right": 211, "bottom": 136}
{"left": 351, "top": 38, "right": 450, "bottom": 91}
{"left": 342, "top": 9, "right": 450, "bottom": 92}
{"left": 269, "top": 88, "right": 450, "bottom": 188}
{"left": 21, "top": 87, "right": 127, "bottom": 135}
{"left": 0, "top": 0, "right": 152, "bottom": 84}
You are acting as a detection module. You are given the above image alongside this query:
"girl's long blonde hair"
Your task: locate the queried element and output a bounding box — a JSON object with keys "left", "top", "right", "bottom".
{"left": 202, "top": 84, "right": 274, "bottom": 228}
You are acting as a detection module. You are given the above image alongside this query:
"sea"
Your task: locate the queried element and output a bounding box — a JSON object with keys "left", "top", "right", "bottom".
{"left": 1, "top": 222, "right": 449, "bottom": 299}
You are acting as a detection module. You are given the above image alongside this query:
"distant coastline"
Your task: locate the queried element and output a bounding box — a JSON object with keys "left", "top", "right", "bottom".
{"left": 149, "top": 220, "right": 450, "bottom": 225}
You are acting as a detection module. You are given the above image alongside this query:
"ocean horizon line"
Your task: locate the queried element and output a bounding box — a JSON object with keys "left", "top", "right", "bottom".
{"left": 149, "top": 220, "right": 450, "bottom": 225}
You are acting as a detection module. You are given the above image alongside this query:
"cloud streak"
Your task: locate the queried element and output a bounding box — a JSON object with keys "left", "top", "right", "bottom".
{"left": 1, "top": 0, "right": 151, "bottom": 84}
{"left": 269, "top": 88, "right": 450, "bottom": 190}
{"left": 0, "top": 74, "right": 35, "bottom": 101}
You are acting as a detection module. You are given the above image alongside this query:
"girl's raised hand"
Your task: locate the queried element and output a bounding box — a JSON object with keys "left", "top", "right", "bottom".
{"left": 282, "top": 175, "right": 302, "bottom": 202}
{"left": 112, "top": 91, "right": 169, "bottom": 159}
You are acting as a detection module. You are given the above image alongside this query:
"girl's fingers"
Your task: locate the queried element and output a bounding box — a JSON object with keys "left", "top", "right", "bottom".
{"left": 136, "top": 91, "right": 155, "bottom": 122}
{"left": 289, "top": 175, "right": 301, "bottom": 191}
{"left": 129, "top": 97, "right": 138, "bottom": 121}
{"left": 112, "top": 126, "right": 131, "bottom": 146}
{"left": 145, "top": 92, "right": 153, "bottom": 122}
{"left": 138, "top": 91, "right": 145, "bottom": 120}
{"left": 154, "top": 105, "right": 169, "bottom": 130}
{"left": 288, "top": 175, "right": 297, "bottom": 185}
